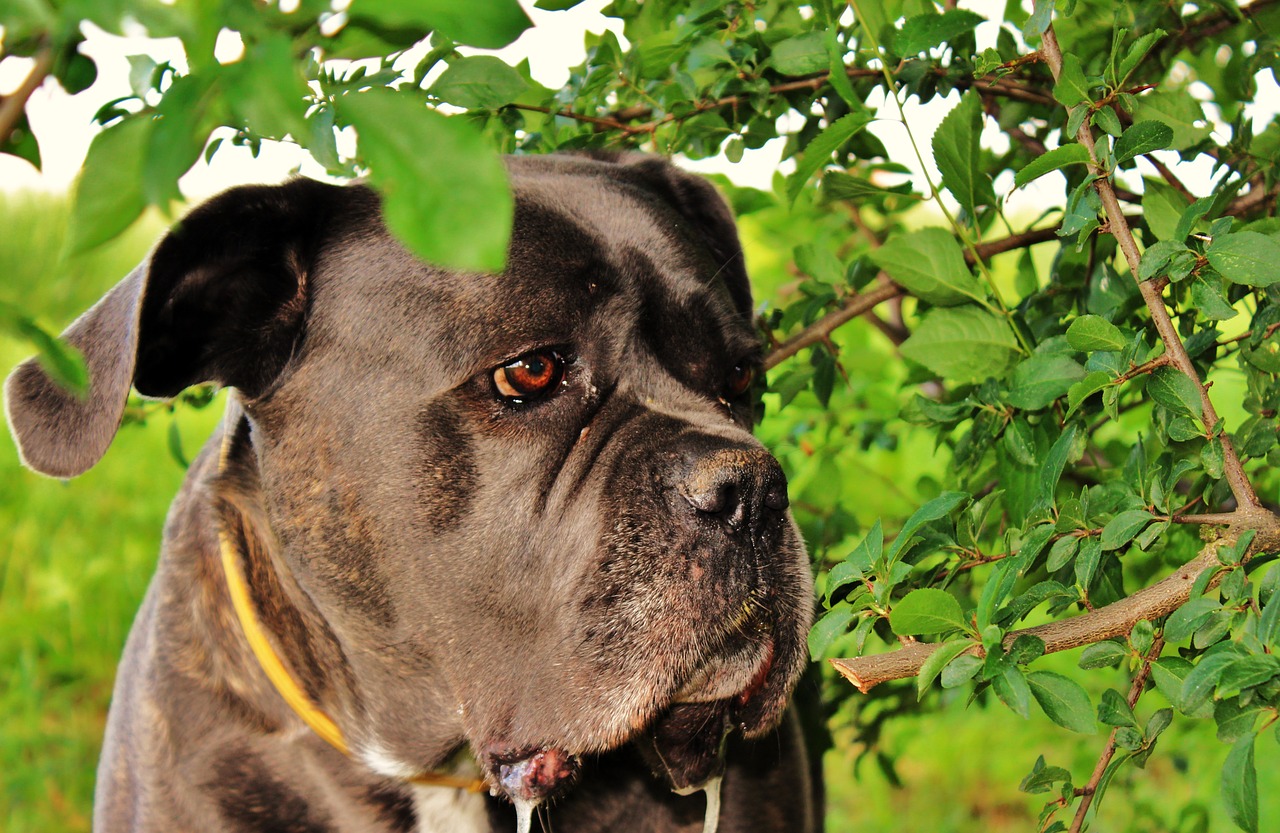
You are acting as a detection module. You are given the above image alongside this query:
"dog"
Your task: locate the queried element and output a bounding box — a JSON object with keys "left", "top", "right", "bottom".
{"left": 6, "top": 153, "right": 818, "bottom": 832}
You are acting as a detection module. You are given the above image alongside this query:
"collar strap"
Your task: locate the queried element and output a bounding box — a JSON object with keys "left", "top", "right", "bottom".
{"left": 216, "top": 425, "right": 487, "bottom": 794}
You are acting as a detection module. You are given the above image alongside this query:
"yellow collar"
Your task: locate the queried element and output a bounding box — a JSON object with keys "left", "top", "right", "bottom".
{"left": 217, "top": 425, "right": 486, "bottom": 794}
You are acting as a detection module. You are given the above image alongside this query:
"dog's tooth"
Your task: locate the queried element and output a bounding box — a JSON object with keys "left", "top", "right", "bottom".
{"left": 514, "top": 796, "right": 538, "bottom": 833}
{"left": 700, "top": 775, "right": 723, "bottom": 833}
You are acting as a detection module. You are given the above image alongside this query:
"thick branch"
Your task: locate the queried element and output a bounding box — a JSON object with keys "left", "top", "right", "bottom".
{"left": 1041, "top": 26, "right": 1262, "bottom": 512}
{"left": 830, "top": 517, "right": 1280, "bottom": 693}
{"left": 0, "top": 46, "right": 54, "bottom": 147}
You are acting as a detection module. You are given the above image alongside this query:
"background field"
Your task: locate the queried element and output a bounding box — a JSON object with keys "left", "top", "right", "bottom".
{"left": 1, "top": 190, "right": 1276, "bottom": 832}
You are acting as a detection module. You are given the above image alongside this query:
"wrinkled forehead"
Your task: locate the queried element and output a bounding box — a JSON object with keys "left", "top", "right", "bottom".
{"left": 306, "top": 168, "right": 756, "bottom": 394}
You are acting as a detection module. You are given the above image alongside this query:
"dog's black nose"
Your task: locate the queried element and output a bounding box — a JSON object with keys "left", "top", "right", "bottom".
{"left": 676, "top": 445, "right": 789, "bottom": 535}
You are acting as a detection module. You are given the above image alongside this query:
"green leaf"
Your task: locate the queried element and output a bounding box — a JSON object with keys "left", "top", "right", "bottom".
{"left": 933, "top": 90, "right": 996, "bottom": 221}
{"left": 70, "top": 115, "right": 150, "bottom": 253}
{"left": 1066, "top": 370, "right": 1113, "bottom": 417}
{"left": 1133, "top": 93, "right": 1212, "bottom": 150}
{"left": 994, "top": 665, "right": 1032, "bottom": 718}
{"left": 1166, "top": 597, "right": 1221, "bottom": 643}
{"left": 1222, "top": 734, "right": 1259, "bottom": 833}
{"left": 900, "top": 306, "right": 1021, "bottom": 385}
{"left": 872, "top": 228, "right": 983, "bottom": 306}
{"left": 224, "top": 32, "right": 311, "bottom": 141}
{"left": 808, "top": 605, "right": 854, "bottom": 660}
{"left": 1034, "top": 424, "right": 1079, "bottom": 512}
{"left": 1067, "top": 315, "right": 1127, "bottom": 352}
{"left": 1216, "top": 699, "right": 1264, "bottom": 743}
{"left": 1118, "top": 30, "right": 1164, "bottom": 83}
{"left": 1079, "top": 640, "right": 1128, "bottom": 669}
{"left": 1098, "top": 687, "right": 1139, "bottom": 728}
{"left": 1191, "top": 276, "right": 1239, "bottom": 321}
{"left": 1100, "top": 510, "right": 1154, "bottom": 551}
{"left": 0, "top": 303, "right": 88, "bottom": 397}
{"left": 1218, "top": 655, "right": 1280, "bottom": 694}
{"left": 340, "top": 90, "right": 513, "bottom": 272}
{"left": 1147, "top": 366, "right": 1204, "bottom": 421}
{"left": 787, "top": 112, "right": 873, "bottom": 205}
{"left": 1028, "top": 671, "right": 1096, "bottom": 733}
{"left": 771, "top": 32, "right": 828, "bottom": 75}
{"left": 1113, "top": 120, "right": 1173, "bottom": 166}
{"left": 942, "top": 654, "right": 983, "bottom": 687}
{"left": 1006, "top": 354, "right": 1086, "bottom": 410}
{"left": 895, "top": 9, "right": 985, "bottom": 55}
{"left": 1053, "top": 53, "right": 1092, "bottom": 108}
{"left": 889, "top": 588, "right": 967, "bottom": 636}
{"left": 533, "top": 0, "right": 585, "bottom": 9}
{"left": 822, "top": 171, "right": 918, "bottom": 202}
{"left": 1207, "top": 232, "right": 1280, "bottom": 287}
{"left": 351, "top": 0, "right": 531, "bottom": 48}
{"left": 1174, "top": 196, "right": 1215, "bottom": 242}
{"left": 917, "top": 640, "right": 976, "bottom": 699}
{"left": 430, "top": 56, "right": 528, "bottom": 109}
{"left": 1014, "top": 144, "right": 1091, "bottom": 188}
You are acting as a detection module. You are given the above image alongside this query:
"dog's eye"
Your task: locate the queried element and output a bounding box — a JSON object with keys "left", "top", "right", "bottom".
{"left": 493, "top": 350, "right": 566, "bottom": 403}
{"left": 726, "top": 362, "right": 755, "bottom": 397}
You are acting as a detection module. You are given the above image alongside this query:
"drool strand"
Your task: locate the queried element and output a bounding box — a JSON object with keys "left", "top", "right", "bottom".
{"left": 514, "top": 796, "right": 538, "bottom": 833}
{"left": 700, "top": 775, "right": 723, "bottom": 833}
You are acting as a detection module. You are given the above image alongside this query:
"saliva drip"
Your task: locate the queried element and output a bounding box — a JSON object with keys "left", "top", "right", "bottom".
{"left": 514, "top": 796, "right": 538, "bottom": 833}
{"left": 700, "top": 775, "right": 723, "bottom": 833}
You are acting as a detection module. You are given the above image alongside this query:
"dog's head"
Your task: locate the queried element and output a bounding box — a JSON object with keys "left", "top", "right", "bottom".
{"left": 6, "top": 154, "right": 812, "bottom": 803}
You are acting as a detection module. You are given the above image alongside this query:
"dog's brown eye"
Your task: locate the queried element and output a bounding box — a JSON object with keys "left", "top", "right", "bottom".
{"left": 493, "top": 350, "right": 565, "bottom": 402}
{"left": 726, "top": 363, "right": 755, "bottom": 397}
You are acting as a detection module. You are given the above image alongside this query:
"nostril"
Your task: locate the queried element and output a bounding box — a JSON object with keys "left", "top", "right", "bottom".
{"left": 764, "top": 482, "right": 789, "bottom": 512}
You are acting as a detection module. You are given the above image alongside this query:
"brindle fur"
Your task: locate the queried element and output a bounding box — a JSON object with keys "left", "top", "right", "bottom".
{"left": 6, "top": 154, "right": 818, "bottom": 832}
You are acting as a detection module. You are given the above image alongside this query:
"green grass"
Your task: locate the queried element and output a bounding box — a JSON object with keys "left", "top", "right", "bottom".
{"left": 1, "top": 192, "right": 1277, "bottom": 832}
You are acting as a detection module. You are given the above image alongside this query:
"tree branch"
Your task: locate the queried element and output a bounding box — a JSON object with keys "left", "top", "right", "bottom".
{"left": 1040, "top": 25, "right": 1263, "bottom": 512}
{"left": 829, "top": 517, "right": 1280, "bottom": 693}
{"left": 0, "top": 46, "right": 54, "bottom": 147}
{"left": 1068, "top": 635, "right": 1164, "bottom": 833}
{"left": 764, "top": 280, "right": 904, "bottom": 371}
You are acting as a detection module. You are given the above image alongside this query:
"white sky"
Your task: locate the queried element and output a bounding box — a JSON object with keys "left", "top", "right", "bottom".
{"left": 0, "top": 0, "right": 1276, "bottom": 211}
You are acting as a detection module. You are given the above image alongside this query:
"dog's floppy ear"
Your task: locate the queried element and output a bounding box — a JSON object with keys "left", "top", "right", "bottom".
{"left": 598, "top": 154, "right": 753, "bottom": 317}
{"left": 5, "top": 178, "right": 346, "bottom": 478}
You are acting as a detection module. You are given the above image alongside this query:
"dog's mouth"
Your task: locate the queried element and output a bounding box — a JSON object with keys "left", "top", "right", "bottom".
{"left": 479, "top": 632, "right": 777, "bottom": 813}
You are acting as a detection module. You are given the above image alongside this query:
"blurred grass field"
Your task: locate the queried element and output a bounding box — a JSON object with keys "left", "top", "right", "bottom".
{"left": 0, "top": 191, "right": 1276, "bottom": 832}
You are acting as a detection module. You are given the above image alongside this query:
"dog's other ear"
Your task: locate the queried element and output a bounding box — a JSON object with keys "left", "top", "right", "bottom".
{"left": 598, "top": 154, "right": 753, "bottom": 317}
{"left": 5, "top": 178, "right": 346, "bottom": 478}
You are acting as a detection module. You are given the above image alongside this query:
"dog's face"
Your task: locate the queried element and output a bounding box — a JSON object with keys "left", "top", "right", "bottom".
{"left": 6, "top": 154, "right": 811, "bottom": 803}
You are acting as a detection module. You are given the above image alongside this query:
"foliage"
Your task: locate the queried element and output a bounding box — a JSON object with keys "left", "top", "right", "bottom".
{"left": 4, "top": 0, "right": 1280, "bottom": 831}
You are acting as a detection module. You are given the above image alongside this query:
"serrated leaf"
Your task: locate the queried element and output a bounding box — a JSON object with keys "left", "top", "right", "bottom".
{"left": 1114, "top": 120, "right": 1173, "bottom": 166}
{"left": 1119, "top": 30, "right": 1164, "bottom": 82}
{"left": 1014, "top": 144, "right": 1092, "bottom": 188}
{"left": 1029, "top": 671, "right": 1096, "bottom": 733}
{"left": 1066, "top": 370, "right": 1113, "bottom": 416}
{"left": 873, "top": 228, "right": 983, "bottom": 306}
{"left": 890, "top": 588, "right": 967, "bottom": 636}
{"left": 933, "top": 89, "right": 996, "bottom": 220}
{"left": 1133, "top": 93, "right": 1212, "bottom": 150}
{"left": 895, "top": 9, "right": 985, "bottom": 55}
{"left": 822, "top": 171, "right": 919, "bottom": 202}
{"left": 787, "top": 112, "right": 873, "bottom": 205}
{"left": 1147, "top": 366, "right": 1204, "bottom": 420}
{"left": 430, "top": 56, "right": 528, "bottom": 109}
{"left": 1207, "top": 232, "right": 1280, "bottom": 287}
{"left": 917, "top": 640, "right": 976, "bottom": 699}
{"left": 1222, "top": 734, "right": 1259, "bottom": 833}
{"left": 1066, "top": 315, "right": 1127, "bottom": 352}
{"left": 888, "top": 491, "right": 969, "bottom": 562}
{"left": 1191, "top": 276, "right": 1239, "bottom": 321}
{"left": 340, "top": 91, "right": 512, "bottom": 272}
{"left": 900, "top": 306, "right": 1021, "bottom": 385}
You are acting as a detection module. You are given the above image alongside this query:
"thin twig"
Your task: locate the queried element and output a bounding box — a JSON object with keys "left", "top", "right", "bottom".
{"left": 1040, "top": 25, "right": 1262, "bottom": 512}
{"left": 1068, "top": 636, "right": 1165, "bottom": 833}
{"left": 764, "top": 280, "right": 904, "bottom": 370}
{"left": 0, "top": 46, "right": 54, "bottom": 146}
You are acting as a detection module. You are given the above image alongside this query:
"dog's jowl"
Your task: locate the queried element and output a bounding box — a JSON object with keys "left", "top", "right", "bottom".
{"left": 6, "top": 154, "right": 819, "bottom": 832}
